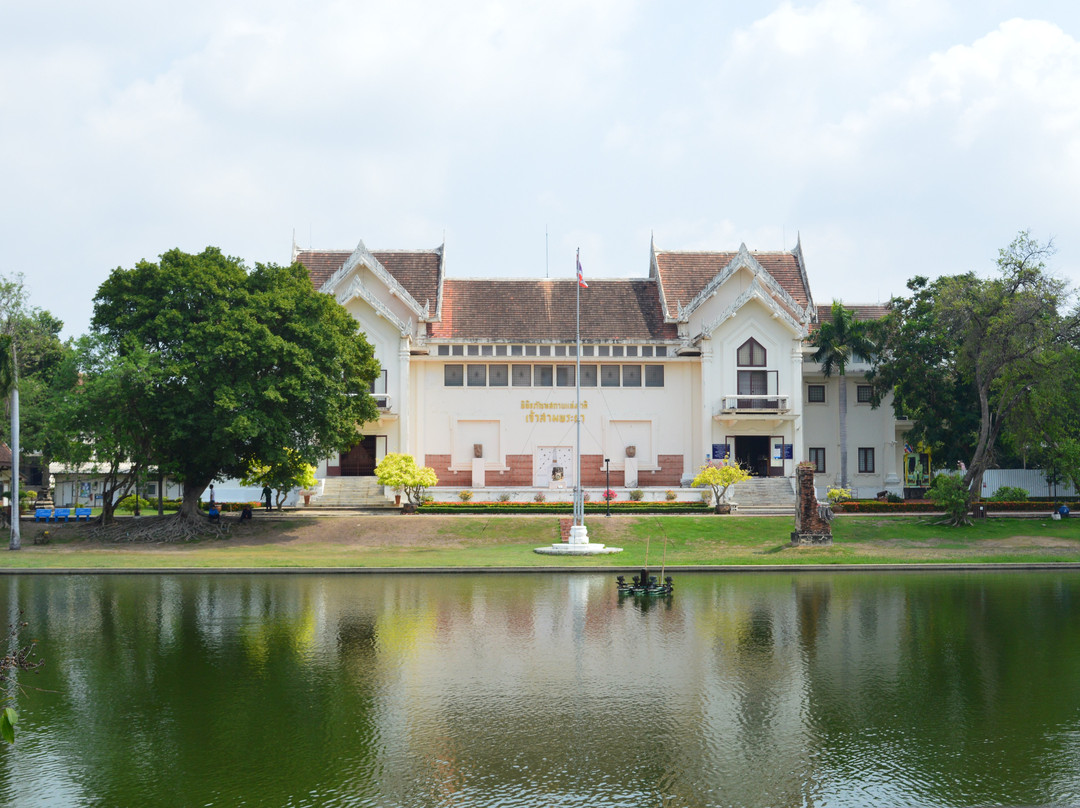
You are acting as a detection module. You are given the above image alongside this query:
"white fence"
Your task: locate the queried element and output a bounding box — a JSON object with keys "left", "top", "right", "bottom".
{"left": 979, "top": 469, "right": 1078, "bottom": 499}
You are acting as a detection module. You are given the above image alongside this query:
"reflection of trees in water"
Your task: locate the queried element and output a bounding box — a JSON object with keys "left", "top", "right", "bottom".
{"left": 5, "top": 573, "right": 1080, "bottom": 807}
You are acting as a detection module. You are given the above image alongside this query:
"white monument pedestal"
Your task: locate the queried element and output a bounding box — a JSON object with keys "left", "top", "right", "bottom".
{"left": 624, "top": 458, "right": 638, "bottom": 488}
{"left": 471, "top": 458, "right": 485, "bottom": 488}
{"left": 535, "top": 523, "right": 623, "bottom": 556}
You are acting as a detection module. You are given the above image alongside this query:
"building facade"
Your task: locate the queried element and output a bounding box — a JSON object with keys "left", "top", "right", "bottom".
{"left": 295, "top": 237, "right": 907, "bottom": 502}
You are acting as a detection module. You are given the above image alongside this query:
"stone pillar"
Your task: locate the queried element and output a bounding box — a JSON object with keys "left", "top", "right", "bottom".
{"left": 624, "top": 457, "right": 638, "bottom": 488}
{"left": 791, "top": 341, "right": 805, "bottom": 476}
{"left": 791, "top": 462, "right": 833, "bottom": 546}
{"left": 398, "top": 340, "right": 411, "bottom": 455}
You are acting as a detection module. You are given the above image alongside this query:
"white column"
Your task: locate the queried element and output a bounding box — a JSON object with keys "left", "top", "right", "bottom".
{"left": 399, "top": 339, "right": 411, "bottom": 457}
{"left": 700, "top": 339, "right": 714, "bottom": 467}
{"left": 791, "top": 340, "right": 805, "bottom": 475}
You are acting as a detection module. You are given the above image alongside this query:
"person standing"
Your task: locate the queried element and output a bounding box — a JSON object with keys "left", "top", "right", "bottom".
{"left": 262, "top": 485, "right": 273, "bottom": 511}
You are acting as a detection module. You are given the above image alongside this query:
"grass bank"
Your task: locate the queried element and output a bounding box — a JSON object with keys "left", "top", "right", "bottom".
{"left": 5, "top": 513, "right": 1080, "bottom": 570}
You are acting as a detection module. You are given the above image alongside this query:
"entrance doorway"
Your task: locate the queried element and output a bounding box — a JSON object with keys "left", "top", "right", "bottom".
{"left": 734, "top": 436, "right": 770, "bottom": 477}
{"left": 338, "top": 436, "right": 386, "bottom": 476}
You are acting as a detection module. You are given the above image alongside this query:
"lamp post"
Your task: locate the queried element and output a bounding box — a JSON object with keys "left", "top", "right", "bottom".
{"left": 604, "top": 458, "right": 610, "bottom": 517}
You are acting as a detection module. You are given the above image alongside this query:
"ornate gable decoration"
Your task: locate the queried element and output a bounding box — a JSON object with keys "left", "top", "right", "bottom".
{"left": 699, "top": 276, "right": 808, "bottom": 338}
{"left": 338, "top": 277, "right": 413, "bottom": 337}
{"left": 679, "top": 244, "right": 811, "bottom": 329}
{"left": 321, "top": 240, "right": 429, "bottom": 321}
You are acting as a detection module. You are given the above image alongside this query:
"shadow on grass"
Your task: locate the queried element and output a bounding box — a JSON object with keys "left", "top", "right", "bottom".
{"left": 760, "top": 543, "right": 790, "bottom": 554}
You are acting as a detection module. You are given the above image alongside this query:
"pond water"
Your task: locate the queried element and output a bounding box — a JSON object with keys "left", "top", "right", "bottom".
{"left": 0, "top": 571, "right": 1078, "bottom": 807}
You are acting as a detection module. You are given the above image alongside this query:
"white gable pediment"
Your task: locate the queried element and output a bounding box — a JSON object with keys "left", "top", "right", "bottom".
{"left": 677, "top": 244, "right": 810, "bottom": 327}
{"left": 697, "top": 275, "right": 808, "bottom": 339}
{"left": 337, "top": 276, "right": 413, "bottom": 338}
{"left": 321, "top": 240, "right": 429, "bottom": 320}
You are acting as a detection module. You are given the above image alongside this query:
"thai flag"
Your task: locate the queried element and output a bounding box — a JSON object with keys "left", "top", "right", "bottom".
{"left": 577, "top": 251, "right": 588, "bottom": 288}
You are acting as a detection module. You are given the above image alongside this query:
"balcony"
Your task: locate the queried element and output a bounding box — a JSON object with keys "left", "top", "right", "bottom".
{"left": 716, "top": 395, "right": 791, "bottom": 415}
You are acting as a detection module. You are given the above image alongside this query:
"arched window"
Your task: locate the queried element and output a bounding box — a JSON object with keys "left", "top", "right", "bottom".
{"left": 737, "top": 338, "right": 772, "bottom": 408}
{"left": 737, "top": 338, "right": 766, "bottom": 367}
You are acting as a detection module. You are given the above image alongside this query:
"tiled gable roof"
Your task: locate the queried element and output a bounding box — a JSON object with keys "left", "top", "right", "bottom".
{"left": 429, "top": 279, "right": 677, "bottom": 341}
{"left": 294, "top": 249, "right": 441, "bottom": 315}
{"left": 814, "top": 303, "right": 889, "bottom": 323}
{"left": 654, "top": 251, "right": 811, "bottom": 317}
{"left": 295, "top": 250, "right": 351, "bottom": 289}
{"left": 373, "top": 251, "right": 441, "bottom": 314}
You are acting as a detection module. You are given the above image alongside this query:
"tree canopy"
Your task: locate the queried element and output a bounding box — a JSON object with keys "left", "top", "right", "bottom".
{"left": 90, "top": 247, "right": 380, "bottom": 520}
{"left": 871, "top": 232, "right": 1080, "bottom": 510}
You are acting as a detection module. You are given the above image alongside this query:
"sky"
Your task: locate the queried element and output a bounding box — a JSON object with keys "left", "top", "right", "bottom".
{"left": 5, "top": 0, "right": 1080, "bottom": 338}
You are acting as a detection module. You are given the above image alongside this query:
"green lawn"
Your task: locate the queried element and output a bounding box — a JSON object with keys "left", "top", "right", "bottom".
{"left": 4, "top": 513, "right": 1080, "bottom": 569}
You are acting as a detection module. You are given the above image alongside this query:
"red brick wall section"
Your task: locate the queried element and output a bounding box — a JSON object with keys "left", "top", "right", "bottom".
{"left": 424, "top": 455, "right": 472, "bottom": 487}
{"left": 581, "top": 455, "right": 607, "bottom": 487}
{"left": 424, "top": 454, "right": 535, "bottom": 488}
{"left": 486, "top": 455, "right": 533, "bottom": 487}
{"left": 638, "top": 455, "right": 685, "bottom": 487}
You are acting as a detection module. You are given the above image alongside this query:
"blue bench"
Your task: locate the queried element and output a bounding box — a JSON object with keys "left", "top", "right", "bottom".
{"left": 50, "top": 508, "right": 71, "bottom": 522}
{"left": 74, "top": 508, "right": 92, "bottom": 522}
{"left": 34, "top": 508, "right": 51, "bottom": 522}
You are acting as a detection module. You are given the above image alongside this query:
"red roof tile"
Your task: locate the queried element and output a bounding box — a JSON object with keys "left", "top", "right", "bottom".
{"left": 428, "top": 279, "right": 677, "bottom": 341}
{"left": 294, "top": 249, "right": 441, "bottom": 314}
{"left": 654, "top": 251, "right": 811, "bottom": 316}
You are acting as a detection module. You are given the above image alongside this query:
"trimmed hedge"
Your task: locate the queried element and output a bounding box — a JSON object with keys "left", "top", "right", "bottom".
{"left": 417, "top": 501, "right": 710, "bottom": 515}
{"left": 835, "top": 499, "right": 1080, "bottom": 514}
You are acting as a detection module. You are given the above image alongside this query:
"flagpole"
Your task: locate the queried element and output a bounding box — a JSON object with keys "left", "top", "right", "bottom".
{"left": 575, "top": 248, "right": 583, "bottom": 529}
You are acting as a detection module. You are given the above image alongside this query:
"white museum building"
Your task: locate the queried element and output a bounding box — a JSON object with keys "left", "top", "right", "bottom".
{"left": 294, "top": 237, "right": 910, "bottom": 507}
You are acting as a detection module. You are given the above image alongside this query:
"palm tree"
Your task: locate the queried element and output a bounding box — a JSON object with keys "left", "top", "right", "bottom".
{"left": 0, "top": 335, "right": 17, "bottom": 550}
{"left": 811, "top": 302, "right": 874, "bottom": 490}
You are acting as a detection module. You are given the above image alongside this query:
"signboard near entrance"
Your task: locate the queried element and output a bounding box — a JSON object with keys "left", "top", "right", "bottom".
{"left": 712, "top": 444, "right": 730, "bottom": 460}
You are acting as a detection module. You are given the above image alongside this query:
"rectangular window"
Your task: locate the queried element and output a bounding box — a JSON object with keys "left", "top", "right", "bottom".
{"left": 809, "top": 448, "right": 826, "bottom": 473}
{"left": 612, "top": 346, "right": 624, "bottom": 357}
{"left": 452, "top": 345, "right": 464, "bottom": 356}
{"left": 511, "top": 345, "right": 523, "bottom": 356}
{"left": 481, "top": 345, "right": 493, "bottom": 356}
{"left": 858, "top": 447, "right": 875, "bottom": 474}
{"left": 495, "top": 345, "right": 507, "bottom": 356}
{"left": 489, "top": 364, "right": 508, "bottom": 386}
{"left": 642, "top": 346, "right": 653, "bottom": 357}
{"left": 807, "top": 384, "right": 826, "bottom": 403}
{"left": 525, "top": 345, "right": 537, "bottom": 356}
{"left": 598, "top": 346, "right": 610, "bottom": 357}
{"left": 444, "top": 364, "right": 464, "bottom": 386}
{"left": 146, "top": 483, "right": 157, "bottom": 496}
{"left": 467, "top": 364, "right": 487, "bottom": 386}
{"left": 556, "top": 365, "right": 575, "bottom": 387}
{"left": 554, "top": 346, "right": 566, "bottom": 356}
{"left": 626, "top": 346, "right": 638, "bottom": 357}
{"left": 538, "top": 346, "right": 551, "bottom": 356}
{"left": 656, "top": 346, "right": 668, "bottom": 357}
{"left": 580, "top": 365, "right": 597, "bottom": 387}
{"left": 438, "top": 345, "right": 450, "bottom": 356}
{"left": 622, "top": 365, "right": 642, "bottom": 387}
{"left": 512, "top": 364, "right": 531, "bottom": 386}
{"left": 857, "top": 385, "right": 873, "bottom": 403}
{"left": 535, "top": 365, "right": 553, "bottom": 386}
{"left": 467, "top": 345, "right": 480, "bottom": 356}
{"left": 601, "top": 365, "right": 620, "bottom": 387}
{"left": 645, "top": 365, "right": 664, "bottom": 387}
{"left": 582, "top": 346, "right": 594, "bottom": 357}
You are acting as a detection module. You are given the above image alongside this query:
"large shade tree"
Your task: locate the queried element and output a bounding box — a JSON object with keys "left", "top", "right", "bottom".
{"left": 90, "top": 247, "right": 381, "bottom": 523}
{"left": 872, "top": 232, "right": 1080, "bottom": 519}
{"left": 810, "top": 301, "right": 875, "bottom": 489}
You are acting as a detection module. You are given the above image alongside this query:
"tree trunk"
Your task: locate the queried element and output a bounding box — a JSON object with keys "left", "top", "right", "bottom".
{"left": 838, "top": 372, "right": 849, "bottom": 489}
{"left": 178, "top": 478, "right": 213, "bottom": 520}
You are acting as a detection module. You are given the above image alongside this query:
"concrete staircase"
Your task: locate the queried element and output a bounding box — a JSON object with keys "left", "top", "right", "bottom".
{"left": 308, "top": 477, "right": 391, "bottom": 509}
{"left": 731, "top": 476, "right": 796, "bottom": 514}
